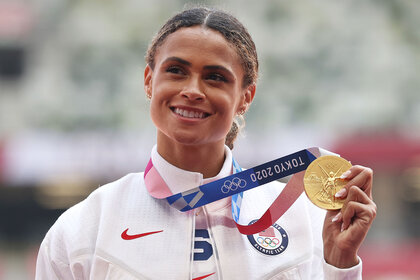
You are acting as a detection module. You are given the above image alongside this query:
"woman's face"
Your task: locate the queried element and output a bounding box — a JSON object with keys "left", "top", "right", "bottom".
{"left": 145, "top": 26, "right": 255, "bottom": 150}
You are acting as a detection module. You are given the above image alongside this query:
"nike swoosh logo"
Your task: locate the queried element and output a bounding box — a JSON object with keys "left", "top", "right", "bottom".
{"left": 121, "top": 228, "right": 163, "bottom": 240}
{"left": 192, "top": 272, "right": 215, "bottom": 280}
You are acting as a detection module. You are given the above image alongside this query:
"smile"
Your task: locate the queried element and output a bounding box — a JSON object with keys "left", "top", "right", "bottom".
{"left": 172, "top": 107, "right": 209, "bottom": 119}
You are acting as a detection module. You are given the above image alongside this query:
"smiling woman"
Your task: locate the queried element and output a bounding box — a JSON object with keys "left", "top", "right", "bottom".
{"left": 145, "top": 26, "right": 255, "bottom": 178}
{"left": 35, "top": 6, "right": 376, "bottom": 280}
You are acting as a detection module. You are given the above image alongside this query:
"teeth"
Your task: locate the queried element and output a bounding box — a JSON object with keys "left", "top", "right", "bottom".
{"left": 174, "top": 108, "right": 206, "bottom": 119}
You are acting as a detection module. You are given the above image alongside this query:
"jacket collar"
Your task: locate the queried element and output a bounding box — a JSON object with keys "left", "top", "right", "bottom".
{"left": 150, "top": 145, "right": 233, "bottom": 195}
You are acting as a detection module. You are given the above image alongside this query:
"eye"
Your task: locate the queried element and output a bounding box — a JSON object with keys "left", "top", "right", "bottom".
{"left": 206, "top": 73, "right": 228, "bottom": 82}
{"left": 166, "top": 65, "right": 185, "bottom": 75}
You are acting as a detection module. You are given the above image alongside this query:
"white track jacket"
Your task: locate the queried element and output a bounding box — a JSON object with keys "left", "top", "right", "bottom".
{"left": 36, "top": 146, "right": 362, "bottom": 279}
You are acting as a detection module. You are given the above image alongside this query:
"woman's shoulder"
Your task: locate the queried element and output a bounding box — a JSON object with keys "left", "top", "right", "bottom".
{"left": 87, "top": 172, "right": 144, "bottom": 202}
{"left": 64, "top": 172, "right": 141, "bottom": 211}
{"left": 43, "top": 173, "right": 145, "bottom": 248}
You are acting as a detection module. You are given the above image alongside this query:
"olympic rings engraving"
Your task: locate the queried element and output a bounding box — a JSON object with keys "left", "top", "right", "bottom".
{"left": 221, "top": 177, "right": 247, "bottom": 194}
{"left": 257, "top": 237, "right": 280, "bottom": 248}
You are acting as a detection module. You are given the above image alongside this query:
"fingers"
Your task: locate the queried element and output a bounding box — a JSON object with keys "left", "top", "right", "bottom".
{"left": 336, "top": 165, "right": 373, "bottom": 199}
{"left": 340, "top": 186, "right": 377, "bottom": 231}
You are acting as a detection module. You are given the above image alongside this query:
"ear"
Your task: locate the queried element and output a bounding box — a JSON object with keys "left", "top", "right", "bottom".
{"left": 144, "top": 64, "right": 153, "bottom": 98}
{"left": 237, "top": 83, "right": 256, "bottom": 114}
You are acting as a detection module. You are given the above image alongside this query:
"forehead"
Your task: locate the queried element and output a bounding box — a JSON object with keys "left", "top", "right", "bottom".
{"left": 154, "top": 26, "right": 243, "bottom": 72}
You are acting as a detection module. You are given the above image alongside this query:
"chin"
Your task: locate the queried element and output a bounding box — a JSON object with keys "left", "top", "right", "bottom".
{"left": 172, "top": 134, "right": 204, "bottom": 146}
{"left": 172, "top": 132, "right": 224, "bottom": 148}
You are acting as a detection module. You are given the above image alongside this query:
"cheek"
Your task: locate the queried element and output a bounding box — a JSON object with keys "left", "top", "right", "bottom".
{"left": 217, "top": 99, "right": 238, "bottom": 132}
{"left": 218, "top": 94, "right": 242, "bottom": 118}
{"left": 149, "top": 99, "right": 164, "bottom": 127}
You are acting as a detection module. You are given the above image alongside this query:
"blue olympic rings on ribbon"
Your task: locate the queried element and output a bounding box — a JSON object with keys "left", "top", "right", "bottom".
{"left": 221, "top": 177, "right": 247, "bottom": 194}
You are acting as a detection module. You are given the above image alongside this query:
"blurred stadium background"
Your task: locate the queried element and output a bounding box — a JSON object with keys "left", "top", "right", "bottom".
{"left": 1, "top": 0, "right": 420, "bottom": 279}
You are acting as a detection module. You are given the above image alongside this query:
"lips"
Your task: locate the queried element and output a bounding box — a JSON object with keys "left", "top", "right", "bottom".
{"left": 171, "top": 107, "right": 210, "bottom": 119}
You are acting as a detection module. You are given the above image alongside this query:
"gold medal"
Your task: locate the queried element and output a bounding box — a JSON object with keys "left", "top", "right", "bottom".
{"left": 303, "top": 155, "right": 352, "bottom": 210}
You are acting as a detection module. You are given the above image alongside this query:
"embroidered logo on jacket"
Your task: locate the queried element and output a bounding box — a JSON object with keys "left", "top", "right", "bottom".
{"left": 121, "top": 228, "right": 163, "bottom": 240}
{"left": 247, "top": 220, "right": 288, "bottom": 256}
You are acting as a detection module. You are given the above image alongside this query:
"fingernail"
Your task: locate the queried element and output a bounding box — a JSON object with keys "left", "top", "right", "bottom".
{"left": 332, "top": 212, "right": 342, "bottom": 222}
{"left": 335, "top": 188, "right": 347, "bottom": 198}
{"left": 340, "top": 170, "right": 351, "bottom": 179}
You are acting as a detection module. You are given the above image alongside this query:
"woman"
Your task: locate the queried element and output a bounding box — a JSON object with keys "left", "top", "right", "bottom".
{"left": 36, "top": 6, "right": 376, "bottom": 279}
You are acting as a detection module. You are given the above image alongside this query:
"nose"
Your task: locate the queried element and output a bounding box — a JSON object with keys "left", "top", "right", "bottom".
{"left": 181, "top": 76, "right": 205, "bottom": 101}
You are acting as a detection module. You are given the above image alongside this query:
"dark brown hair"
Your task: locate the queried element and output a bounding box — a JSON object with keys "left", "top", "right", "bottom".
{"left": 146, "top": 6, "right": 258, "bottom": 148}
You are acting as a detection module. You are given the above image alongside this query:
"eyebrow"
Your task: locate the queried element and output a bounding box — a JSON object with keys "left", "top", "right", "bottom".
{"left": 162, "top": 56, "right": 191, "bottom": 66}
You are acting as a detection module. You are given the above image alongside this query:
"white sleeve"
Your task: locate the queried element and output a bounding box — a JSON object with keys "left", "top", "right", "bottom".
{"left": 306, "top": 198, "right": 363, "bottom": 280}
{"left": 35, "top": 236, "right": 58, "bottom": 280}
{"left": 35, "top": 206, "right": 89, "bottom": 280}
{"left": 35, "top": 232, "right": 74, "bottom": 280}
{"left": 323, "top": 257, "right": 362, "bottom": 280}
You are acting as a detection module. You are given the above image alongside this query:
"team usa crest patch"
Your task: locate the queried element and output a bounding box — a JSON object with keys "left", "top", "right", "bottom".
{"left": 247, "top": 220, "right": 289, "bottom": 256}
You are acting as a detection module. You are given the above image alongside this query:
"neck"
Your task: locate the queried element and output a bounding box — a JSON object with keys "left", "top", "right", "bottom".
{"left": 157, "top": 137, "right": 226, "bottom": 179}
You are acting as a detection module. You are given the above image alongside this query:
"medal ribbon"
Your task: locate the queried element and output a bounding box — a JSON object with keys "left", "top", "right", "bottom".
{"left": 144, "top": 147, "right": 335, "bottom": 235}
